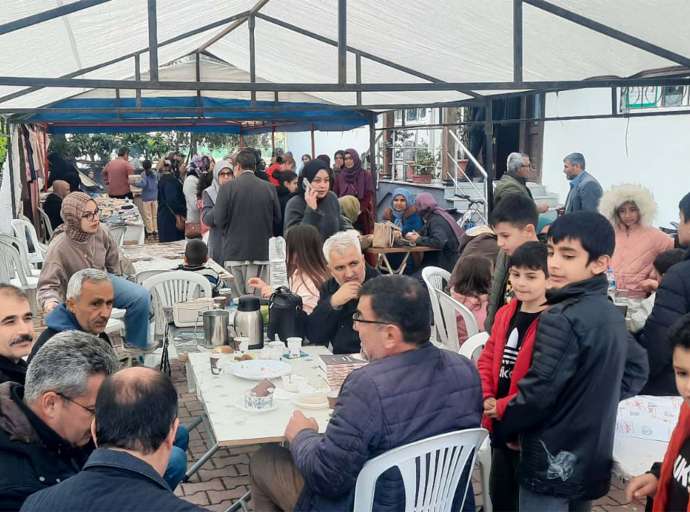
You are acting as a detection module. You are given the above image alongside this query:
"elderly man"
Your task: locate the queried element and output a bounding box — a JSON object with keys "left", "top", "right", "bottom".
{"left": 307, "top": 230, "right": 380, "bottom": 354}
{"left": 250, "top": 275, "right": 483, "bottom": 511}
{"left": 21, "top": 367, "right": 204, "bottom": 512}
{"left": 43, "top": 179, "right": 71, "bottom": 230}
{"left": 0, "top": 285, "right": 34, "bottom": 385}
{"left": 0, "top": 331, "right": 119, "bottom": 511}
{"left": 494, "top": 152, "right": 549, "bottom": 213}
{"left": 563, "top": 152, "right": 603, "bottom": 213}
{"left": 30, "top": 269, "right": 114, "bottom": 362}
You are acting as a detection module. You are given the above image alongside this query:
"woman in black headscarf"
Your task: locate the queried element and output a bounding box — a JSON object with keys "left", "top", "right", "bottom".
{"left": 283, "top": 159, "right": 346, "bottom": 240}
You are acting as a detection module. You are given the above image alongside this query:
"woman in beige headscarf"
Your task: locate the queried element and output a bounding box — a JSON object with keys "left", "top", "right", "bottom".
{"left": 338, "top": 195, "right": 360, "bottom": 230}
{"left": 37, "top": 192, "right": 152, "bottom": 349}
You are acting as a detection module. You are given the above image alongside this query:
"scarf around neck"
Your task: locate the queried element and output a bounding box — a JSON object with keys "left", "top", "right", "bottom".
{"left": 415, "top": 192, "right": 464, "bottom": 241}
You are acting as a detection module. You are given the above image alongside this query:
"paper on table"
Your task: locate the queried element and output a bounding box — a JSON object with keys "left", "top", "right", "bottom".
{"left": 615, "top": 395, "right": 682, "bottom": 443}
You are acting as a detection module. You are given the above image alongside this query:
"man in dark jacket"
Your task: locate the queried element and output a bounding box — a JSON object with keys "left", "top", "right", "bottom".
{"left": 29, "top": 269, "right": 114, "bottom": 362}
{"left": 562, "top": 152, "right": 603, "bottom": 213}
{"left": 307, "top": 231, "right": 379, "bottom": 354}
{"left": 250, "top": 275, "right": 483, "bottom": 512}
{"left": 213, "top": 149, "right": 281, "bottom": 297}
{"left": 0, "top": 331, "right": 119, "bottom": 511}
{"left": 43, "top": 180, "right": 70, "bottom": 231}
{"left": 0, "top": 285, "right": 34, "bottom": 385}
{"left": 500, "top": 212, "right": 648, "bottom": 510}
{"left": 21, "top": 367, "right": 204, "bottom": 512}
{"left": 639, "top": 192, "right": 690, "bottom": 395}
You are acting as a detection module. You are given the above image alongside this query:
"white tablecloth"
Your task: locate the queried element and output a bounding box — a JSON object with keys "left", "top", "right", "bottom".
{"left": 187, "top": 346, "right": 332, "bottom": 447}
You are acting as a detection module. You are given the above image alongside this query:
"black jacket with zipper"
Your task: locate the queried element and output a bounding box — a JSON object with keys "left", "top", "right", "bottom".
{"left": 499, "top": 275, "right": 648, "bottom": 500}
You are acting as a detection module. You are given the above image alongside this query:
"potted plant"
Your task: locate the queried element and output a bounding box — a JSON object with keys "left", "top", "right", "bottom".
{"left": 412, "top": 148, "right": 436, "bottom": 184}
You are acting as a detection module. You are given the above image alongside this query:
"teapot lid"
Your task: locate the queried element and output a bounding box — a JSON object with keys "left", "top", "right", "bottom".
{"left": 237, "top": 295, "right": 261, "bottom": 312}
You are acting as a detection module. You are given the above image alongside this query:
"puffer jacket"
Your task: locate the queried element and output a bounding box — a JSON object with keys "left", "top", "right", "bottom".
{"left": 0, "top": 382, "right": 87, "bottom": 511}
{"left": 499, "top": 275, "right": 648, "bottom": 500}
{"left": 599, "top": 184, "right": 673, "bottom": 293}
{"left": 493, "top": 173, "right": 533, "bottom": 207}
{"left": 639, "top": 249, "right": 690, "bottom": 395}
{"left": 290, "top": 342, "right": 482, "bottom": 511}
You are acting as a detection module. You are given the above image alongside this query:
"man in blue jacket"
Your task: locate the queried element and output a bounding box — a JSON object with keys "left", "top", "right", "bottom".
{"left": 563, "top": 152, "right": 603, "bottom": 213}
{"left": 250, "top": 275, "right": 483, "bottom": 511}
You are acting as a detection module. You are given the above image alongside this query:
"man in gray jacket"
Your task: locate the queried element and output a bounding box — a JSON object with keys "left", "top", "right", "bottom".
{"left": 563, "top": 152, "right": 603, "bottom": 213}
{"left": 213, "top": 149, "right": 281, "bottom": 297}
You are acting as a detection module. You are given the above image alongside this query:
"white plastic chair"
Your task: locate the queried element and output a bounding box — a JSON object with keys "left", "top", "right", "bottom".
{"left": 458, "top": 331, "right": 492, "bottom": 512}
{"left": 142, "top": 271, "right": 212, "bottom": 338}
{"left": 0, "top": 239, "right": 39, "bottom": 311}
{"left": 434, "top": 290, "right": 479, "bottom": 352}
{"left": 421, "top": 266, "right": 451, "bottom": 343}
{"left": 135, "top": 268, "right": 171, "bottom": 285}
{"left": 0, "top": 234, "right": 41, "bottom": 278}
{"left": 11, "top": 218, "right": 46, "bottom": 267}
{"left": 353, "top": 428, "right": 488, "bottom": 512}
{"left": 37, "top": 207, "right": 54, "bottom": 241}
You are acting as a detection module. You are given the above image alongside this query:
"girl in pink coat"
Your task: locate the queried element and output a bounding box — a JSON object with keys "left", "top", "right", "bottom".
{"left": 599, "top": 184, "right": 674, "bottom": 295}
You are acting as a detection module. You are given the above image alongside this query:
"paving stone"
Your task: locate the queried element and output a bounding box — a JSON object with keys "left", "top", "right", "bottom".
{"left": 180, "top": 479, "right": 225, "bottom": 496}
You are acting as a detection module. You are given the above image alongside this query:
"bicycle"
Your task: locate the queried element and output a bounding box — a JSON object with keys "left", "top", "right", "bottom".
{"left": 454, "top": 194, "right": 488, "bottom": 231}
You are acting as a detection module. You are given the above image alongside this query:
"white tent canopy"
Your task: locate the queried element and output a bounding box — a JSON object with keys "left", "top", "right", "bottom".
{"left": 2, "top": 0, "right": 690, "bottom": 113}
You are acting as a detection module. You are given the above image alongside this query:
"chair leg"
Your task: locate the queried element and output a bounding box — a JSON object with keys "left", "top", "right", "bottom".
{"left": 477, "top": 439, "right": 493, "bottom": 512}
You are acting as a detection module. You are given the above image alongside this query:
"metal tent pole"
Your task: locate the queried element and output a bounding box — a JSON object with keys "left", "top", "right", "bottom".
{"left": 484, "top": 101, "right": 494, "bottom": 212}
{"left": 147, "top": 0, "right": 159, "bottom": 81}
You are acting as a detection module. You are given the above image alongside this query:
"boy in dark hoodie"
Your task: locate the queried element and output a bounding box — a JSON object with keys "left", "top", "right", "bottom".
{"left": 176, "top": 239, "right": 220, "bottom": 296}
{"left": 498, "top": 211, "right": 649, "bottom": 511}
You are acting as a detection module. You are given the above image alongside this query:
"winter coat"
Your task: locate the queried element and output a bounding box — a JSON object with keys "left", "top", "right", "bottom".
{"left": 639, "top": 249, "right": 690, "bottom": 395}
{"left": 36, "top": 227, "right": 119, "bottom": 309}
{"left": 564, "top": 171, "right": 603, "bottom": 213}
{"left": 0, "top": 357, "right": 27, "bottom": 386}
{"left": 213, "top": 171, "right": 281, "bottom": 262}
{"left": 416, "top": 213, "right": 461, "bottom": 272}
{"left": 28, "top": 304, "right": 112, "bottom": 364}
{"left": 276, "top": 186, "right": 296, "bottom": 237}
{"left": 200, "top": 189, "right": 223, "bottom": 264}
{"left": 499, "top": 275, "right": 649, "bottom": 500}
{"left": 135, "top": 172, "right": 158, "bottom": 202}
{"left": 599, "top": 184, "right": 674, "bottom": 293}
{"left": 485, "top": 250, "right": 510, "bottom": 331}
{"left": 291, "top": 342, "right": 482, "bottom": 512}
{"left": 457, "top": 229, "right": 499, "bottom": 265}
{"left": 477, "top": 299, "right": 539, "bottom": 433}
{"left": 157, "top": 173, "right": 186, "bottom": 243}
{"left": 182, "top": 174, "right": 200, "bottom": 224}
{"left": 306, "top": 266, "right": 379, "bottom": 354}
{"left": 0, "top": 382, "right": 88, "bottom": 511}
{"left": 43, "top": 193, "right": 63, "bottom": 231}
{"left": 493, "top": 173, "right": 533, "bottom": 207}
{"left": 382, "top": 207, "right": 423, "bottom": 235}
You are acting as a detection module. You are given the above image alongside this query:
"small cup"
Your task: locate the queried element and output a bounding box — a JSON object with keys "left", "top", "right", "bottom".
{"left": 210, "top": 354, "right": 222, "bottom": 375}
{"left": 282, "top": 374, "right": 307, "bottom": 393}
{"left": 327, "top": 389, "right": 339, "bottom": 409}
{"left": 286, "top": 337, "right": 302, "bottom": 359}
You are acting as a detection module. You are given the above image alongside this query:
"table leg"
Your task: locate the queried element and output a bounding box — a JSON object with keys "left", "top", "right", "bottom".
{"left": 381, "top": 254, "right": 395, "bottom": 274}
{"left": 395, "top": 252, "right": 411, "bottom": 275}
{"left": 183, "top": 442, "right": 219, "bottom": 481}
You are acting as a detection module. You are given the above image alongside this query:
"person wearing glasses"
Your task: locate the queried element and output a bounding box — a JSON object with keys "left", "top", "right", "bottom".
{"left": 37, "top": 192, "right": 153, "bottom": 350}
{"left": 21, "top": 367, "right": 205, "bottom": 512}
{"left": 0, "top": 331, "right": 119, "bottom": 511}
{"left": 494, "top": 152, "right": 548, "bottom": 213}
{"left": 250, "top": 275, "right": 482, "bottom": 512}
{"left": 200, "top": 158, "right": 234, "bottom": 263}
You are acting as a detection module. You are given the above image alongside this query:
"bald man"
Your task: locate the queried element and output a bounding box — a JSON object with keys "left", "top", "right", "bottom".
{"left": 44, "top": 180, "right": 71, "bottom": 231}
{"left": 21, "top": 367, "right": 202, "bottom": 512}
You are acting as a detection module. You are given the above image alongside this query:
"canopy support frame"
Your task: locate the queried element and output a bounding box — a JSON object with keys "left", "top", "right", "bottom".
{"left": 0, "top": 0, "right": 111, "bottom": 36}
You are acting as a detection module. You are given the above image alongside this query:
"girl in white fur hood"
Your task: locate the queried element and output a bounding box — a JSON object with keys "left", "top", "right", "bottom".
{"left": 599, "top": 183, "right": 674, "bottom": 295}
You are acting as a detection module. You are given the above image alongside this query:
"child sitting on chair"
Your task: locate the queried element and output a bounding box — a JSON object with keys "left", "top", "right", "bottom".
{"left": 449, "top": 255, "right": 492, "bottom": 344}
{"left": 476, "top": 241, "right": 548, "bottom": 511}
{"left": 177, "top": 239, "right": 220, "bottom": 296}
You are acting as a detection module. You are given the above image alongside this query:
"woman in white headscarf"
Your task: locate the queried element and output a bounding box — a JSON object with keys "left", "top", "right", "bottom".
{"left": 201, "top": 158, "right": 234, "bottom": 262}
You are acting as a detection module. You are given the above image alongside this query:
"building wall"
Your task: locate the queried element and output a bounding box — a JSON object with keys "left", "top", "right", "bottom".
{"left": 542, "top": 88, "right": 689, "bottom": 227}
{"left": 284, "top": 126, "right": 371, "bottom": 168}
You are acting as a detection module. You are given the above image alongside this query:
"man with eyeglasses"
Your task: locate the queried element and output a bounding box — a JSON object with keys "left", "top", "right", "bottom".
{"left": 250, "top": 275, "right": 482, "bottom": 512}
{"left": 494, "top": 152, "right": 549, "bottom": 213}
{"left": 0, "top": 331, "right": 119, "bottom": 511}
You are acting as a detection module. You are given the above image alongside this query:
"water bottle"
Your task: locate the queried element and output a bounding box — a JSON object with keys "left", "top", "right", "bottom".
{"left": 268, "top": 236, "right": 289, "bottom": 290}
{"left": 606, "top": 267, "right": 616, "bottom": 298}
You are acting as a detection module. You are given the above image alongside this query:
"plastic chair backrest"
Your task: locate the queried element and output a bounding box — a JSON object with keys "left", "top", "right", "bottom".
{"left": 37, "top": 207, "right": 54, "bottom": 241}
{"left": 353, "top": 428, "right": 488, "bottom": 512}
{"left": 0, "top": 239, "right": 29, "bottom": 286}
{"left": 142, "top": 271, "right": 212, "bottom": 337}
{"left": 421, "top": 266, "right": 451, "bottom": 342}
{"left": 0, "top": 234, "right": 35, "bottom": 281}
{"left": 135, "top": 268, "right": 171, "bottom": 285}
{"left": 436, "top": 290, "right": 480, "bottom": 352}
{"left": 459, "top": 331, "right": 490, "bottom": 364}
{"left": 10, "top": 219, "right": 44, "bottom": 265}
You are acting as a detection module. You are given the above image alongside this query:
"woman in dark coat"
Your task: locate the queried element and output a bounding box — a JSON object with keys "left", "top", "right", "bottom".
{"left": 274, "top": 170, "right": 298, "bottom": 236}
{"left": 157, "top": 160, "right": 187, "bottom": 242}
{"left": 333, "top": 148, "right": 375, "bottom": 235}
{"left": 406, "top": 192, "right": 463, "bottom": 272}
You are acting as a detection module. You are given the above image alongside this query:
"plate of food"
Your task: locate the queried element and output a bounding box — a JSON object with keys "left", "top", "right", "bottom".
{"left": 231, "top": 359, "right": 291, "bottom": 380}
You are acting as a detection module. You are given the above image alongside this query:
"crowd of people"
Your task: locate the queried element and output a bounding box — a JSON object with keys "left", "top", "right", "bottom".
{"left": 2, "top": 141, "right": 690, "bottom": 511}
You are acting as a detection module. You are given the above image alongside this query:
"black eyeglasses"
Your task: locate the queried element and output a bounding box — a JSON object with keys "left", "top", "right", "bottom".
{"left": 57, "top": 392, "right": 96, "bottom": 415}
{"left": 352, "top": 311, "right": 390, "bottom": 326}
{"left": 81, "top": 209, "right": 99, "bottom": 221}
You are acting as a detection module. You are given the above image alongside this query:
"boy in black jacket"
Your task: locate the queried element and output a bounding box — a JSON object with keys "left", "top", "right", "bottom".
{"left": 499, "top": 211, "right": 648, "bottom": 511}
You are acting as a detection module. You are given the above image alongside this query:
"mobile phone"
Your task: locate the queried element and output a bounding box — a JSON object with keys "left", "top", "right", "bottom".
{"left": 302, "top": 179, "right": 311, "bottom": 194}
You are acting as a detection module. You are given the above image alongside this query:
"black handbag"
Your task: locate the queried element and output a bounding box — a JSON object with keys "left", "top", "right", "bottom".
{"left": 268, "top": 287, "right": 306, "bottom": 341}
